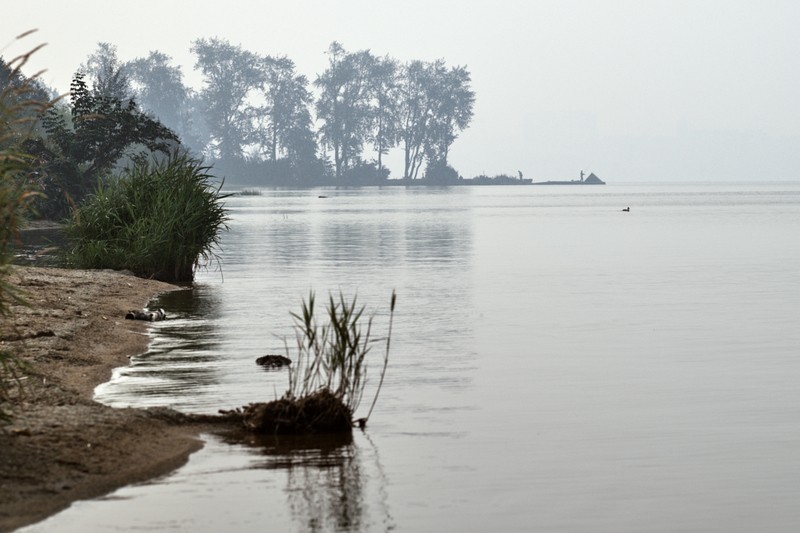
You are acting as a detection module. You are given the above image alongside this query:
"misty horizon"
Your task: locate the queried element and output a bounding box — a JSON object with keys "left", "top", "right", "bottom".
{"left": 4, "top": 0, "right": 799, "bottom": 181}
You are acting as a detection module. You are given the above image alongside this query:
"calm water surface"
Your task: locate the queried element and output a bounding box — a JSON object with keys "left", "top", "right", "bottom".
{"left": 25, "top": 182, "right": 800, "bottom": 532}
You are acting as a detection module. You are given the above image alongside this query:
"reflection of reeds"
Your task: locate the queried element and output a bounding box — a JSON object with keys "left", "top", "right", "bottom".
{"left": 220, "top": 419, "right": 395, "bottom": 531}
{"left": 226, "top": 431, "right": 365, "bottom": 531}
{"left": 284, "top": 437, "right": 365, "bottom": 531}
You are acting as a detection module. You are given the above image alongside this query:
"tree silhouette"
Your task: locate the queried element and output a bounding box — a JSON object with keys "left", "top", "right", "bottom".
{"left": 397, "top": 60, "right": 474, "bottom": 180}
{"left": 39, "top": 72, "right": 178, "bottom": 213}
{"left": 315, "top": 42, "right": 377, "bottom": 179}
{"left": 368, "top": 55, "right": 400, "bottom": 174}
{"left": 82, "top": 42, "right": 132, "bottom": 101}
{"left": 126, "top": 51, "right": 201, "bottom": 152}
{"left": 255, "top": 55, "right": 314, "bottom": 164}
{"left": 191, "top": 37, "right": 264, "bottom": 160}
{"left": 424, "top": 62, "right": 475, "bottom": 170}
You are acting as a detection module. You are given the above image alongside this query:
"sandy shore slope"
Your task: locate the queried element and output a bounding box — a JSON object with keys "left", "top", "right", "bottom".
{"left": 0, "top": 266, "right": 215, "bottom": 531}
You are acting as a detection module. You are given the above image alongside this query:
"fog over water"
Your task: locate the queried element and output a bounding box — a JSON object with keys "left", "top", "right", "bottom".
{"left": 22, "top": 182, "right": 800, "bottom": 532}
{"left": 4, "top": 0, "right": 799, "bottom": 180}
{"left": 6, "top": 1, "right": 800, "bottom": 529}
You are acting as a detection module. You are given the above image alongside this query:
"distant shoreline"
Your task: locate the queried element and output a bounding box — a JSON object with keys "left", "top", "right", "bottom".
{"left": 222, "top": 174, "right": 608, "bottom": 189}
{"left": 531, "top": 181, "right": 605, "bottom": 185}
{"left": 226, "top": 177, "right": 536, "bottom": 189}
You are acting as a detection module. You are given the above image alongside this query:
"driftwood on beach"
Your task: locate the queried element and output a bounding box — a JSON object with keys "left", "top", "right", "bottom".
{"left": 125, "top": 308, "right": 167, "bottom": 321}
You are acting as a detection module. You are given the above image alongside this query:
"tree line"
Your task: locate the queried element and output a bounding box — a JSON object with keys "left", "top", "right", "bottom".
{"left": 1, "top": 39, "right": 475, "bottom": 215}
{"left": 83, "top": 39, "right": 475, "bottom": 184}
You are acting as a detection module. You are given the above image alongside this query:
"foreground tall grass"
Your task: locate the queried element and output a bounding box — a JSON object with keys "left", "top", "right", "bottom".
{"left": 0, "top": 112, "right": 35, "bottom": 420}
{"left": 1, "top": 32, "right": 47, "bottom": 418}
{"left": 66, "top": 155, "right": 229, "bottom": 282}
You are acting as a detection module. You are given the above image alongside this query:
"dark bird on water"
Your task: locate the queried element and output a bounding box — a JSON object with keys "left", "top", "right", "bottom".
{"left": 622, "top": 207, "right": 630, "bottom": 212}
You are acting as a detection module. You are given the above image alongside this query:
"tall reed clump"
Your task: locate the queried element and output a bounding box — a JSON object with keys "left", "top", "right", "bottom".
{"left": 1, "top": 33, "right": 47, "bottom": 418}
{"left": 65, "top": 154, "right": 229, "bottom": 282}
{"left": 0, "top": 115, "right": 35, "bottom": 420}
{"left": 289, "top": 291, "right": 396, "bottom": 413}
{"left": 237, "top": 291, "right": 396, "bottom": 434}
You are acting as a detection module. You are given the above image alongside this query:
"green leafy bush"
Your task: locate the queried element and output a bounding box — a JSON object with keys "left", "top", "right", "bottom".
{"left": 66, "top": 154, "right": 228, "bottom": 281}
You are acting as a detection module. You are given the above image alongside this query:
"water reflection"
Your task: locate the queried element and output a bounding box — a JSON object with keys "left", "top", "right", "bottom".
{"left": 95, "top": 285, "right": 227, "bottom": 412}
{"left": 258, "top": 218, "right": 313, "bottom": 267}
{"left": 320, "top": 219, "right": 404, "bottom": 267}
{"left": 25, "top": 184, "right": 800, "bottom": 531}
{"left": 13, "top": 226, "right": 66, "bottom": 266}
{"left": 155, "top": 283, "right": 224, "bottom": 318}
{"left": 404, "top": 220, "right": 468, "bottom": 264}
{"left": 221, "top": 431, "right": 394, "bottom": 532}
{"left": 225, "top": 207, "right": 313, "bottom": 269}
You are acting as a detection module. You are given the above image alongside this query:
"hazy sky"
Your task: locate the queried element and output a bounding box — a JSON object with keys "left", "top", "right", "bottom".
{"left": 4, "top": 0, "right": 799, "bottom": 181}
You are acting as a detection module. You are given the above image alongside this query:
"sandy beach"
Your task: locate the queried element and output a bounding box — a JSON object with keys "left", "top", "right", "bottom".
{"left": 0, "top": 266, "right": 217, "bottom": 531}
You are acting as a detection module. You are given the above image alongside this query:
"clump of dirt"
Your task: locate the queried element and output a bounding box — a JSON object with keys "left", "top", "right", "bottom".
{"left": 225, "top": 389, "right": 354, "bottom": 435}
{"left": 255, "top": 354, "right": 292, "bottom": 368}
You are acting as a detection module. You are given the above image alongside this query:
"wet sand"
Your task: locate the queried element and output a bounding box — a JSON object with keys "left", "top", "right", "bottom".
{"left": 0, "top": 266, "right": 215, "bottom": 531}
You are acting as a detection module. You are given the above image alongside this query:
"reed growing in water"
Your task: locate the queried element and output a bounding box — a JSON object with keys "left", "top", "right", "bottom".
{"left": 235, "top": 291, "right": 396, "bottom": 434}
{"left": 288, "top": 291, "right": 396, "bottom": 414}
{"left": 65, "top": 154, "right": 229, "bottom": 282}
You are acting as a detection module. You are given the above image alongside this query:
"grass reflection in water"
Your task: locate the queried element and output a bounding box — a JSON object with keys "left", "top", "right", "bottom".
{"left": 220, "top": 431, "right": 394, "bottom": 532}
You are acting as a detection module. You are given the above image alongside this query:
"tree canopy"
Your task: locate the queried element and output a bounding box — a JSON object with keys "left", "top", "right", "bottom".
{"left": 30, "top": 72, "right": 178, "bottom": 217}
{"left": 8, "top": 38, "right": 477, "bottom": 194}
{"left": 43, "top": 73, "right": 177, "bottom": 178}
{"left": 127, "top": 51, "right": 194, "bottom": 146}
{"left": 82, "top": 42, "right": 132, "bottom": 101}
{"left": 191, "top": 37, "right": 264, "bottom": 161}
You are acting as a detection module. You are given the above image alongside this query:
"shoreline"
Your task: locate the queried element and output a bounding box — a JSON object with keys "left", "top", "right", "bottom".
{"left": 0, "top": 266, "right": 214, "bottom": 531}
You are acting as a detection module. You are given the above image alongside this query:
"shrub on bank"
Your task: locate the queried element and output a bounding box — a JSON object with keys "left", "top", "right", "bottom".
{"left": 66, "top": 154, "right": 228, "bottom": 282}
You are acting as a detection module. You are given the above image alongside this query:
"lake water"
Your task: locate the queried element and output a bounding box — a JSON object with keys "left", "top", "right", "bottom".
{"left": 23, "top": 182, "right": 800, "bottom": 532}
